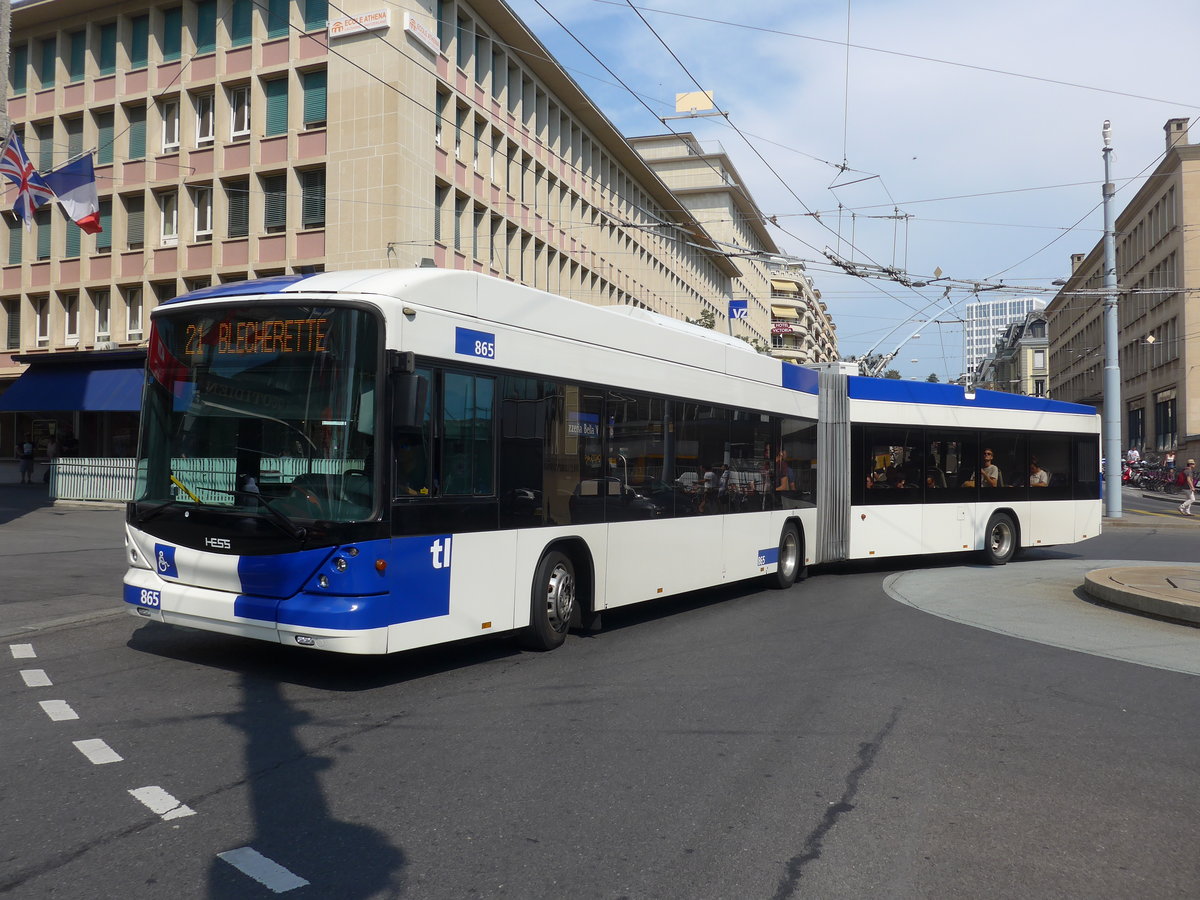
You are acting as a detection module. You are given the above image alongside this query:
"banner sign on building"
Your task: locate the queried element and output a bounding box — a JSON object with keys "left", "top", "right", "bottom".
{"left": 728, "top": 300, "right": 748, "bottom": 320}
{"left": 329, "top": 9, "right": 391, "bottom": 39}
{"left": 404, "top": 12, "right": 439, "bottom": 55}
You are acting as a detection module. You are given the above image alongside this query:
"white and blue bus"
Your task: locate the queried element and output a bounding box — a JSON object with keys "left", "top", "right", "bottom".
{"left": 123, "top": 269, "right": 1100, "bottom": 654}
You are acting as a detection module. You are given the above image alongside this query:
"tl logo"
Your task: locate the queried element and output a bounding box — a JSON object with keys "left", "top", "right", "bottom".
{"left": 429, "top": 537, "right": 453, "bottom": 569}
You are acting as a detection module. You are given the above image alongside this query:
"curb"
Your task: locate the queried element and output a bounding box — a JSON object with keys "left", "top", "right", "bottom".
{"left": 1083, "top": 566, "right": 1200, "bottom": 625}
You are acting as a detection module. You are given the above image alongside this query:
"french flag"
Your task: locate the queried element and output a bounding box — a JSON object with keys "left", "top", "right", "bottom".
{"left": 43, "top": 153, "right": 102, "bottom": 234}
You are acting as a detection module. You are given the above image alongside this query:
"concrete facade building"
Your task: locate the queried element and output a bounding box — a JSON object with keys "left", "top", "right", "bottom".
{"left": 628, "top": 132, "right": 835, "bottom": 363}
{"left": 0, "top": 0, "right": 778, "bottom": 458}
{"left": 1047, "top": 118, "right": 1199, "bottom": 458}
{"left": 963, "top": 295, "right": 1046, "bottom": 376}
{"left": 975, "top": 309, "right": 1049, "bottom": 397}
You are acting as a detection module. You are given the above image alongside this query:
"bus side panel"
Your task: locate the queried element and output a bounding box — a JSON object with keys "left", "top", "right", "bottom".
{"left": 603, "top": 517, "right": 726, "bottom": 609}
{"left": 383, "top": 530, "right": 519, "bottom": 653}
{"left": 1076, "top": 497, "right": 1102, "bottom": 540}
{"left": 848, "top": 504, "right": 929, "bottom": 559}
{"left": 512, "top": 524, "right": 609, "bottom": 626}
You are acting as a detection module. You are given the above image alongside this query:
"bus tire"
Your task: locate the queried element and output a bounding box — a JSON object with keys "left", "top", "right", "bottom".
{"left": 982, "top": 512, "right": 1017, "bottom": 566}
{"left": 770, "top": 524, "right": 803, "bottom": 589}
{"left": 520, "top": 550, "right": 576, "bottom": 651}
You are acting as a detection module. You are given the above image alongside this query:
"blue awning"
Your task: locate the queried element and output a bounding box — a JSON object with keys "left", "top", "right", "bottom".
{"left": 0, "top": 363, "right": 145, "bottom": 412}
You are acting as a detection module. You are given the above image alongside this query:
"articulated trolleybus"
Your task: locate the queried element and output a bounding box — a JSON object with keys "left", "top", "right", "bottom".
{"left": 123, "top": 269, "right": 1101, "bottom": 654}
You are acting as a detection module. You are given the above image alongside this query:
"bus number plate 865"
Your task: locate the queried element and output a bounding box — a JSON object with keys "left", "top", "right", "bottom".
{"left": 455, "top": 327, "right": 496, "bottom": 360}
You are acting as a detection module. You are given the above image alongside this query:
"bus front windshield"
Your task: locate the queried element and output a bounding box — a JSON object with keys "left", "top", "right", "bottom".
{"left": 135, "top": 303, "right": 381, "bottom": 526}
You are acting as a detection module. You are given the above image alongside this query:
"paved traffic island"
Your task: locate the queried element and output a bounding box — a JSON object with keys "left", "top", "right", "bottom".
{"left": 1083, "top": 566, "right": 1200, "bottom": 625}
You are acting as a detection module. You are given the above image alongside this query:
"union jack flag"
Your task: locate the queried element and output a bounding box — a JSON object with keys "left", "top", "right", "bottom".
{"left": 0, "top": 132, "right": 55, "bottom": 228}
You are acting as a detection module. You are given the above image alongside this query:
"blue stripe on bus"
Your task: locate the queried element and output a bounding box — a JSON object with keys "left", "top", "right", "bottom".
{"left": 163, "top": 274, "right": 318, "bottom": 305}
{"left": 232, "top": 535, "right": 453, "bottom": 631}
{"left": 781, "top": 364, "right": 819, "bottom": 394}
{"left": 847, "top": 377, "right": 1096, "bottom": 414}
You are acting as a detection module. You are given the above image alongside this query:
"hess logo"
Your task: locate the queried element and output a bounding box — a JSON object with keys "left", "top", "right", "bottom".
{"left": 205, "top": 537, "right": 232, "bottom": 550}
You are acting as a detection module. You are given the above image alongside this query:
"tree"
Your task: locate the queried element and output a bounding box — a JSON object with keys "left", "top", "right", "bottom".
{"left": 926, "top": 372, "right": 940, "bottom": 383}
{"left": 883, "top": 369, "right": 902, "bottom": 379}
{"left": 687, "top": 309, "right": 716, "bottom": 330}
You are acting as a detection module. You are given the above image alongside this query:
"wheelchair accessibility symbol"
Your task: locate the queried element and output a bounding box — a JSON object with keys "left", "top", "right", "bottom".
{"left": 153, "top": 544, "right": 178, "bottom": 579}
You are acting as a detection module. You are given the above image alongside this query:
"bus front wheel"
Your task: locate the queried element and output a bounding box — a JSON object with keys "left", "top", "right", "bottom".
{"left": 521, "top": 550, "right": 576, "bottom": 651}
{"left": 982, "top": 513, "right": 1017, "bottom": 565}
{"left": 770, "top": 524, "right": 803, "bottom": 589}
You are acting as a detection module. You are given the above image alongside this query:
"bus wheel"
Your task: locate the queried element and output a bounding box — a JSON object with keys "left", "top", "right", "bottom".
{"left": 982, "top": 513, "right": 1017, "bottom": 566}
{"left": 521, "top": 550, "right": 576, "bottom": 651}
{"left": 770, "top": 524, "right": 802, "bottom": 589}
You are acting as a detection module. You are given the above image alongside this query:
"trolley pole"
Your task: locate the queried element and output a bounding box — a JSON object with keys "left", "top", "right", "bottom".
{"left": 1101, "top": 120, "right": 1122, "bottom": 518}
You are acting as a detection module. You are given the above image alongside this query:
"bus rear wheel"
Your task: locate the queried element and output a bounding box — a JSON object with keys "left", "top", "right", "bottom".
{"left": 769, "top": 524, "right": 802, "bottom": 589}
{"left": 521, "top": 550, "right": 576, "bottom": 651}
{"left": 982, "top": 512, "right": 1017, "bottom": 566}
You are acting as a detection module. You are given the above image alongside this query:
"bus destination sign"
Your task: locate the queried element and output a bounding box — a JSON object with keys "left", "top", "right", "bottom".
{"left": 184, "top": 318, "right": 330, "bottom": 356}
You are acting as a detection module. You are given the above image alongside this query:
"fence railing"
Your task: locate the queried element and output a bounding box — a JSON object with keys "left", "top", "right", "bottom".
{"left": 50, "top": 457, "right": 366, "bottom": 504}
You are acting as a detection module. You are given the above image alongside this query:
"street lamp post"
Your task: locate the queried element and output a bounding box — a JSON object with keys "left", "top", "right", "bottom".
{"left": 1101, "top": 121, "right": 1122, "bottom": 518}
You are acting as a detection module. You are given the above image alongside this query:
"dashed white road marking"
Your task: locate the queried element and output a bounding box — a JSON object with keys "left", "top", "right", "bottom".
{"left": 217, "top": 847, "right": 310, "bottom": 893}
{"left": 129, "top": 786, "right": 196, "bottom": 821}
{"left": 10, "top": 644, "right": 36, "bottom": 659}
{"left": 39, "top": 699, "right": 79, "bottom": 721}
{"left": 21, "top": 669, "right": 52, "bottom": 687}
{"left": 73, "top": 738, "right": 123, "bottom": 765}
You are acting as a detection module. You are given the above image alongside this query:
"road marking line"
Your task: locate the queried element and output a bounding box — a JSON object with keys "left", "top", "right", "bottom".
{"left": 10, "top": 644, "right": 36, "bottom": 659}
{"left": 217, "top": 847, "right": 310, "bottom": 893}
{"left": 129, "top": 786, "right": 196, "bottom": 821}
{"left": 39, "top": 699, "right": 79, "bottom": 721}
{"left": 21, "top": 669, "right": 52, "bottom": 687}
{"left": 73, "top": 738, "right": 123, "bottom": 765}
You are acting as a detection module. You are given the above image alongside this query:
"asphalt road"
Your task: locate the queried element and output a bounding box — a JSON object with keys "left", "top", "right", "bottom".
{"left": 1, "top": 487, "right": 1198, "bottom": 898}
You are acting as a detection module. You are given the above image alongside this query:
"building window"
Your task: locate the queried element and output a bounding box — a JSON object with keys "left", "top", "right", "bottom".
{"left": 264, "top": 77, "right": 288, "bottom": 136}
{"left": 62, "top": 293, "right": 79, "bottom": 344}
{"left": 125, "top": 194, "right": 145, "bottom": 250}
{"left": 1033, "top": 349, "right": 1046, "bottom": 369}
{"left": 127, "top": 105, "right": 147, "bottom": 160}
{"left": 125, "top": 287, "right": 143, "bottom": 340}
{"left": 196, "top": 0, "right": 218, "bottom": 54}
{"left": 68, "top": 30, "right": 86, "bottom": 83}
{"left": 98, "top": 23, "right": 117, "bottom": 76}
{"left": 304, "top": 0, "right": 328, "bottom": 30}
{"left": 35, "top": 208, "right": 51, "bottom": 260}
{"left": 129, "top": 14, "right": 150, "bottom": 69}
{"left": 36, "top": 121, "right": 53, "bottom": 170}
{"left": 162, "top": 7, "right": 183, "bottom": 61}
{"left": 192, "top": 186, "right": 213, "bottom": 239}
{"left": 10, "top": 43, "right": 28, "bottom": 94}
{"left": 35, "top": 297, "right": 49, "bottom": 348}
{"left": 8, "top": 213, "right": 22, "bottom": 264}
{"left": 267, "top": 0, "right": 290, "bottom": 39}
{"left": 1034, "top": 379, "right": 1045, "bottom": 397}
{"left": 94, "top": 290, "right": 110, "bottom": 341}
{"left": 195, "top": 93, "right": 214, "bottom": 144}
{"left": 161, "top": 99, "right": 180, "bottom": 151}
{"left": 262, "top": 173, "right": 287, "bottom": 233}
{"left": 300, "top": 169, "right": 325, "bottom": 229}
{"left": 302, "top": 69, "right": 326, "bottom": 128}
{"left": 231, "top": 0, "right": 253, "bottom": 47}
{"left": 97, "top": 200, "right": 113, "bottom": 252}
{"left": 4, "top": 299, "right": 20, "bottom": 350}
{"left": 158, "top": 191, "right": 178, "bottom": 244}
{"left": 226, "top": 178, "right": 249, "bottom": 237}
{"left": 153, "top": 282, "right": 176, "bottom": 305}
{"left": 96, "top": 110, "right": 115, "bottom": 165}
{"left": 230, "top": 85, "right": 251, "bottom": 138}
{"left": 65, "top": 117, "right": 83, "bottom": 159}
{"left": 37, "top": 36, "right": 56, "bottom": 89}
{"left": 65, "top": 221, "right": 81, "bottom": 259}
{"left": 1155, "top": 390, "right": 1177, "bottom": 452}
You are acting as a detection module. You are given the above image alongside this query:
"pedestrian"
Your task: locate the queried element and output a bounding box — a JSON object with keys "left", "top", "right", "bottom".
{"left": 15, "top": 433, "right": 35, "bottom": 484}
{"left": 1126, "top": 445, "right": 1141, "bottom": 465}
{"left": 1179, "top": 459, "right": 1196, "bottom": 516}
{"left": 43, "top": 435, "right": 60, "bottom": 485}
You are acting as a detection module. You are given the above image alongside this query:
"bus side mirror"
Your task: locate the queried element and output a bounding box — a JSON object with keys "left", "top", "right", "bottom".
{"left": 392, "top": 373, "right": 428, "bottom": 431}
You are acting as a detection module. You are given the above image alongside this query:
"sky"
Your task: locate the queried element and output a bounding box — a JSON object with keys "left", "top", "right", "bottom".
{"left": 504, "top": 0, "right": 1200, "bottom": 380}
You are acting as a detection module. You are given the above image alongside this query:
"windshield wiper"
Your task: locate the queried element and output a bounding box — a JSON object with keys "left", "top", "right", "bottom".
{"left": 234, "top": 489, "right": 308, "bottom": 540}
